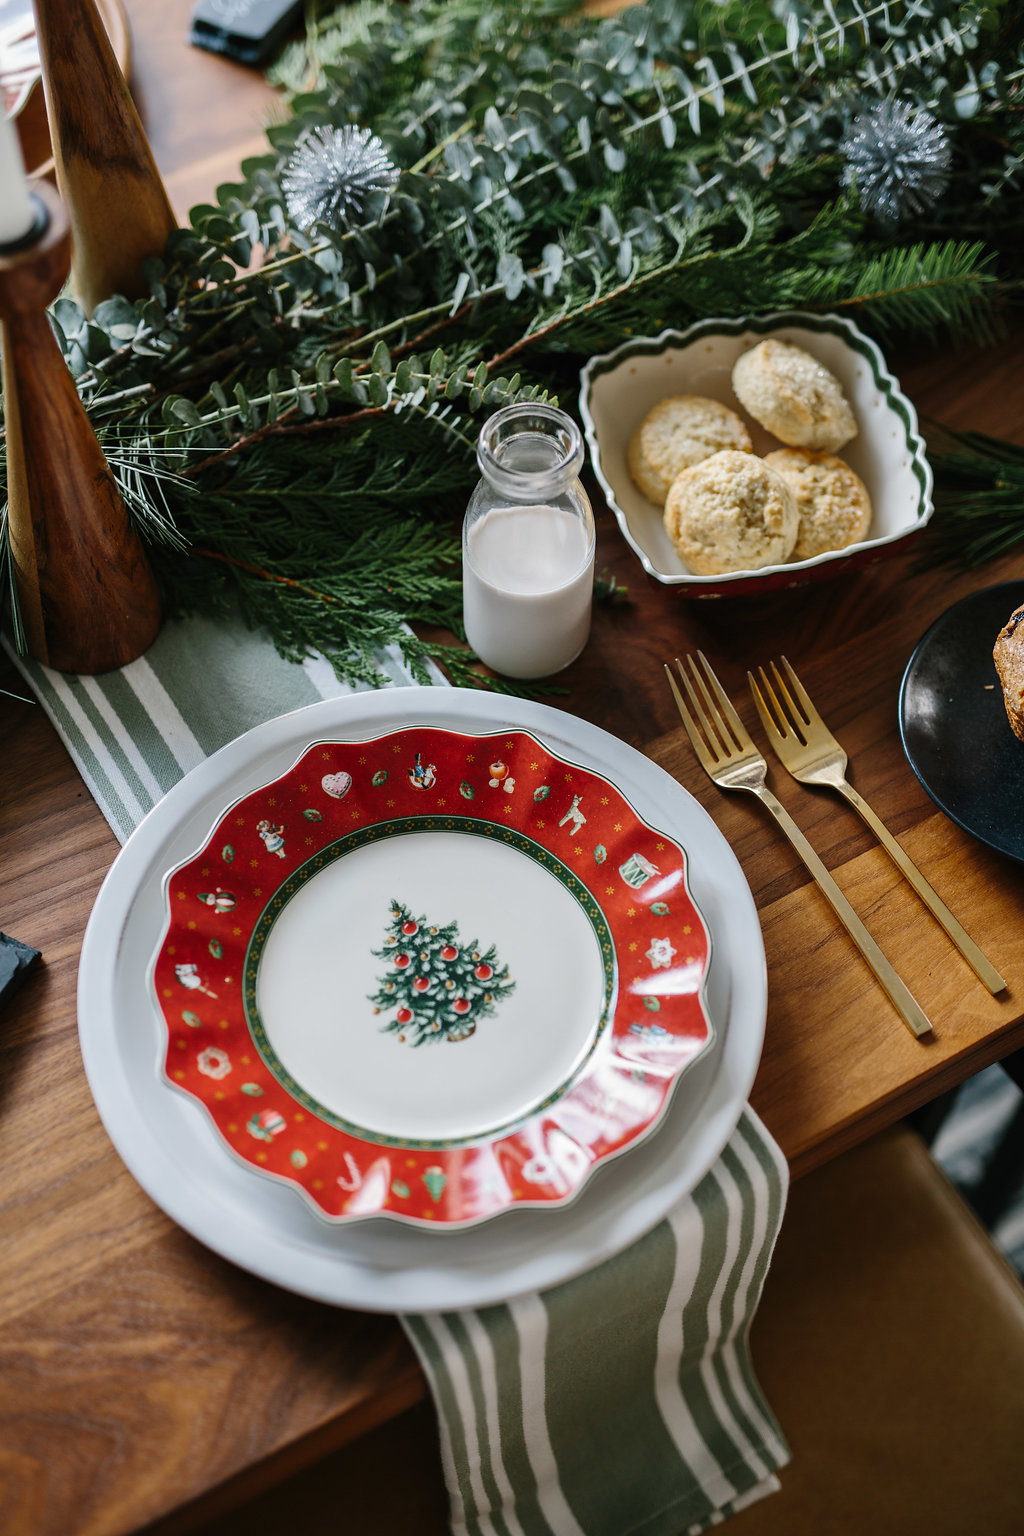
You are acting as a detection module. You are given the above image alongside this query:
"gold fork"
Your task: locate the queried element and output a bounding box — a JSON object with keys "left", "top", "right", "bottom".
{"left": 666, "top": 652, "right": 932, "bottom": 1038}
{"left": 749, "top": 657, "right": 1005, "bottom": 996}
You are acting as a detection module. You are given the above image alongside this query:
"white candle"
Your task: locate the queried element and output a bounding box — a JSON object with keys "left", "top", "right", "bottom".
{"left": 0, "top": 108, "right": 35, "bottom": 246}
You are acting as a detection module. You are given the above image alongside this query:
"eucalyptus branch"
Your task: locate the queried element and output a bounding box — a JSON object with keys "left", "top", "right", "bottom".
{"left": 8, "top": 0, "right": 1020, "bottom": 696}
{"left": 277, "top": 0, "right": 979, "bottom": 305}
{"left": 408, "top": 117, "right": 478, "bottom": 174}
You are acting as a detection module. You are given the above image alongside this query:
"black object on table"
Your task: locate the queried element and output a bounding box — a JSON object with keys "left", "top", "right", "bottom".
{"left": 190, "top": 0, "right": 304, "bottom": 66}
{"left": 899, "top": 580, "right": 1024, "bottom": 865}
{"left": 0, "top": 932, "right": 41, "bottom": 1011}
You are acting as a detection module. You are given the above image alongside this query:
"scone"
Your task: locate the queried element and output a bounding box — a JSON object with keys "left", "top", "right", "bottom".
{"left": 764, "top": 448, "right": 872, "bottom": 560}
{"left": 993, "top": 605, "right": 1024, "bottom": 742}
{"left": 663, "top": 450, "right": 798, "bottom": 575}
{"left": 732, "top": 339, "right": 858, "bottom": 453}
{"left": 628, "top": 394, "right": 752, "bottom": 506}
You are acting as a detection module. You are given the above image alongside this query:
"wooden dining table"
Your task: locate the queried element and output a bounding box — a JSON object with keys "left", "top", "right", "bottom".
{"left": 2, "top": 3, "right": 1024, "bottom": 1532}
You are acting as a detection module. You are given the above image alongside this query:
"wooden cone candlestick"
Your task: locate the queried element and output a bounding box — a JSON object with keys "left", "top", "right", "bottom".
{"left": 1, "top": 181, "right": 162, "bottom": 673}
{"left": 32, "top": 0, "right": 177, "bottom": 315}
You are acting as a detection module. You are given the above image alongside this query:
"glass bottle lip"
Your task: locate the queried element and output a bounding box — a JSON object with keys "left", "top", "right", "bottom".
{"left": 475, "top": 403, "right": 585, "bottom": 500}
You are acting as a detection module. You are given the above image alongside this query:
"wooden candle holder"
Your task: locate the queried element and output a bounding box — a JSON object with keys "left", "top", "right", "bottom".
{"left": 1, "top": 180, "right": 162, "bottom": 674}
{"left": 32, "top": 0, "right": 177, "bottom": 315}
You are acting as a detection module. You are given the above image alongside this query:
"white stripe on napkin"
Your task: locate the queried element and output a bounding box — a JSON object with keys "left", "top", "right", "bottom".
{"left": 696, "top": 1162, "right": 767, "bottom": 1497}
{"left": 656, "top": 1183, "right": 728, "bottom": 1503}
{"left": 78, "top": 673, "right": 168, "bottom": 804}
{"left": 425, "top": 1313, "right": 499, "bottom": 1536}
{"left": 462, "top": 1309, "right": 531, "bottom": 1536}
{"left": 120, "top": 654, "right": 207, "bottom": 775}
{"left": 510, "top": 1293, "right": 590, "bottom": 1536}
{"left": 36, "top": 662, "right": 152, "bottom": 832}
{"left": 724, "top": 1123, "right": 790, "bottom": 1468}
{"left": 404, "top": 1108, "right": 788, "bottom": 1536}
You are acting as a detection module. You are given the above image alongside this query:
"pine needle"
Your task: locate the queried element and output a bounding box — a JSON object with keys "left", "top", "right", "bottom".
{"left": 925, "top": 428, "right": 1024, "bottom": 568}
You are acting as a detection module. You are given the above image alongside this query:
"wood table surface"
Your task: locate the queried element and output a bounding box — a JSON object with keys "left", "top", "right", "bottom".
{"left": 2, "top": 3, "right": 1024, "bottom": 1532}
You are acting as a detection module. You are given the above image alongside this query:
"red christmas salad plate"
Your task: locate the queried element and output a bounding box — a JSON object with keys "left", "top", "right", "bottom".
{"left": 151, "top": 726, "right": 713, "bottom": 1228}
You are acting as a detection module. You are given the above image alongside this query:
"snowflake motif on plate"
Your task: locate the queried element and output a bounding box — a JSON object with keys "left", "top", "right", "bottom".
{"left": 646, "top": 937, "right": 676, "bottom": 970}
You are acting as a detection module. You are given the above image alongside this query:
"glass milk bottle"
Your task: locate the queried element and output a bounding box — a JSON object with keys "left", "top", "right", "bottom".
{"left": 462, "top": 404, "right": 596, "bottom": 679}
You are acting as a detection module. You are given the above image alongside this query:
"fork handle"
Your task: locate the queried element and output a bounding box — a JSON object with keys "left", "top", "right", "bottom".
{"left": 835, "top": 783, "right": 1006, "bottom": 995}
{"left": 754, "top": 785, "right": 933, "bottom": 1038}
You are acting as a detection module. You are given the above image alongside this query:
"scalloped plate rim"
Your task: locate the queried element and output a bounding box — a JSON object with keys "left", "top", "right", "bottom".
{"left": 77, "top": 687, "right": 765, "bottom": 1311}
{"left": 149, "top": 722, "right": 716, "bottom": 1231}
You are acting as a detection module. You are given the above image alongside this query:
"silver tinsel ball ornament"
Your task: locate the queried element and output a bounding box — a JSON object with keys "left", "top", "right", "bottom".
{"left": 840, "top": 99, "right": 952, "bottom": 224}
{"left": 282, "top": 125, "right": 399, "bottom": 232}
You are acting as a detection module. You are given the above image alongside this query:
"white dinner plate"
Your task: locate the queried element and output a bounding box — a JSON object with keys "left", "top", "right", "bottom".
{"left": 78, "top": 689, "right": 766, "bottom": 1311}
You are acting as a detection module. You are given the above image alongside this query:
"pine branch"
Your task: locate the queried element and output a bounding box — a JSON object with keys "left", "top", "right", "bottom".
{"left": 834, "top": 242, "right": 1001, "bottom": 342}
{"left": 5, "top": 0, "right": 1024, "bottom": 691}
{"left": 924, "top": 428, "right": 1024, "bottom": 568}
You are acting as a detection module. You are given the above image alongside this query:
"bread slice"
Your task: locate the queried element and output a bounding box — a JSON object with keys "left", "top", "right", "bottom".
{"left": 993, "top": 604, "right": 1024, "bottom": 742}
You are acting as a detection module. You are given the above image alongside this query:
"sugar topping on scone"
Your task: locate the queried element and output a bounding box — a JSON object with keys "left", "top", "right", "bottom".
{"left": 663, "top": 449, "right": 798, "bottom": 575}
{"left": 732, "top": 339, "right": 858, "bottom": 453}
{"left": 628, "top": 394, "right": 752, "bottom": 507}
{"left": 764, "top": 448, "right": 872, "bottom": 560}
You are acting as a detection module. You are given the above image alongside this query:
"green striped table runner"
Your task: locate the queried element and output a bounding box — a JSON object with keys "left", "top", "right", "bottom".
{"left": 5, "top": 614, "right": 422, "bottom": 842}
{"left": 9, "top": 616, "right": 790, "bottom": 1535}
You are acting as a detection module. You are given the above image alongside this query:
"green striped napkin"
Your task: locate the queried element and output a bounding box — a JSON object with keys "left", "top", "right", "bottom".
{"left": 403, "top": 1107, "right": 788, "bottom": 1536}
{"left": 8, "top": 615, "right": 789, "bottom": 1535}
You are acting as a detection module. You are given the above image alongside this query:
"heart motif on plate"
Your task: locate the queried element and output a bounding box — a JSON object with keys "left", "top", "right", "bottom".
{"left": 321, "top": 771, "right": 352, "bottom": 799}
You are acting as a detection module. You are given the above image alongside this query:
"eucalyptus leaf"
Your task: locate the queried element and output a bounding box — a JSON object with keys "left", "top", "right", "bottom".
{"left": 497, "top": 251, "right": 526, "bottom": 301}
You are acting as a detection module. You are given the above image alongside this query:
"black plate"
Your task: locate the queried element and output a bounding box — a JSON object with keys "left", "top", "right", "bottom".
{"left": 899, "top": 580, "right": 1024, "bottom": 863}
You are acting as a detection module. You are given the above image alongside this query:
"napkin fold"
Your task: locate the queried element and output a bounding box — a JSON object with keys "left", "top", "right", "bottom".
{"left": 8, "top": 615, "right": 790, "bottom": 1535}
{"left": 403, "top": 1108, "right": 788, "bottom": 1536}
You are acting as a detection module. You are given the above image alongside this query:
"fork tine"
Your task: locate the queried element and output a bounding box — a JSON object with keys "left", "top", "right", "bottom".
{"left": 765, "top": 660, "right": 810, "bottom": 743}
{"left": 748, "top": 665, "right": 787, "bottom": 740}
{"left": 678, "top": 656, "right": 735, "bottom": 757}
{"left": 664, "top": 663, "right": 718, "bottom": 770}
{"left": 752, "top": 662, "right": 806, "bottom": 744}
{"left": 672, "top": 658, "right": 734, "bottom": 761}
{"left": 776, "top": 655, "right": 815, "bottom": 726}
{"left": 690, "top": 651, "right": 753, "bottom": 749}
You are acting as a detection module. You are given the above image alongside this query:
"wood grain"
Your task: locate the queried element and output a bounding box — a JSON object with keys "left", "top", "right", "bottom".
{"left": 0, "top": 182, "right": 163, "bottom": 672}
{"left": 3, "top": 1, "right": 1024, "bottom": 1531}
{"left": 120, "top": 0, "right": 285, "bottom": 224}
{"left": 33, "top": 0, "right": 176, "bottom": 313}
{"left": 0, "top": 685, "right": 426, "bottom": 1536}
{"left": 12, "top": 0, "right": 132, "bottom": 182}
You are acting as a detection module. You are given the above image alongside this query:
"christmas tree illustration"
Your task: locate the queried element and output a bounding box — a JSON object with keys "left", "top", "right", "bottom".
{"left": 368, "top": 900, "right": 515, "bottom": 1047}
